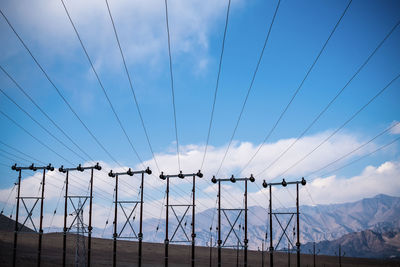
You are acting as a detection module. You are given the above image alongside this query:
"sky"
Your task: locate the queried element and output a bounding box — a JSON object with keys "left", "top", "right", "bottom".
{"left": 0, "top": 0, "right": 399, "bottom": 233}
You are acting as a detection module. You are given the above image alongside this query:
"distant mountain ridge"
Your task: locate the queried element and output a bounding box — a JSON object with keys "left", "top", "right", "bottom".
{"left": 302, "top": 228, "right": 400, "bottom": 259}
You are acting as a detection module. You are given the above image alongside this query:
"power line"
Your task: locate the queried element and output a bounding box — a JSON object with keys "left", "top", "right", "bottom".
{"left": 307, "top": 121, "right": 400, "bottom": 177}
{"left": 200, "top": 0, "right": 232, "bottom": 171}
{"left": 0, "top": 87, "right": 87, "bottom": 162}
{"left": 241, "top": 0, "right": 353, "bottom": 174}
{"left": 319, "top": 135, "right": 400, "bottom": 177}
{"left": 0, "top": 8, "right": 124, "bottom": 169}
{"left": 60, "top": 0, "right": 145, "bottom": 169}
{"left": 272, "top": 71, "right": 400, "bottom": 178}
{"left": 0, "top": 109, "right": 75, "bottom": 165}
{"left": 246, "top": 18, "right": 400, "bottom": 175}
{"left": 164, "top": 0, "right": 181, "bottom": 171}
{"left": 215, "top": 0, "right": 281, "bottom": 176}
{"left": 104, "top": 0, "right": 161, "bottom": 173}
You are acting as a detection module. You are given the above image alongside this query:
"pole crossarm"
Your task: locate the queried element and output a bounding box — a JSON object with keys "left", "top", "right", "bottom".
{"left": 160, "top": 170, "right": 203, "bottom": 267}
{"left": 109, "top": 167, "right": 152, "bottom": 267}
{"left": 12, "top": 163, "right": 54, "bottom": 172}
{"left": 211, "top": 174, "right": 255, "bottom": 267}
{"left": 262, "top": 177, "right": 306, "bottom": 267}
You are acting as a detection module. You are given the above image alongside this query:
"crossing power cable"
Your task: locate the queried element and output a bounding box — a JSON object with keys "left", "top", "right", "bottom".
{"left": 200, "top": 0, "right": 232, "bottom": 171}
{"left": 215, "top": 0, "right": 281, "bottom": 177}
{"left": 240, "top": 0, "right": 353, "bottom": 174}
{"left": 244, "top": 18, "right": 400, "bottom": 175}
{"left": 104, "top": 0, "right": 161, "bottom": 173}
{"left": 0, "top": 87, "right": 87, "bottom": 162}
{"left": 60, "top": 0, "right": 145, "bottom": 169}
{"left": 307, "top": 121, "right": 400, "bottom": 177}
{"left": 164, "top": 0, "right": 181, "bottom": 171}
{"left": 271, "top": 71, "right": 400, "bottom": 178}
{"left": 0, "top": 8, "right": 124, "bottom": 170}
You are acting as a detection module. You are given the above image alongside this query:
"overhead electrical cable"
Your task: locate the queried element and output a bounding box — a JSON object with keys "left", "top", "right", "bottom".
{"left": 0, "top": 8, "right": 124, "bottom": 169}
{"left": 60, "top": 0, "right": 145, "bottom": 168}
{"left": 105, "top": 0, "right": 161, "bottom": 173}
{"left": 200, "top": 0, "right": 232, "bottom": 171}
{"left": 240, "top": 0, "right": 353, "bottom": 173}
{"left": 214, "top": 0, "right": 281, "bottom": 177}
{"left": 164, "top": 0, "right": 181, "bottom": 171}
{"left": 272, "top": 71, "right": 400, "bottom": 178}
{"left": 243, "top": 18, "right": 400, "bottom": 175}
{"left": 307, "top": 121, "right": 400, "bottom": 177}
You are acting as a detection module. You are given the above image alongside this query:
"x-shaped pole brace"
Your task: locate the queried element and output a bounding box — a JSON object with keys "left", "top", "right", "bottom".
{"left": 222, "top": 209, "right": 243, "bottom": 247}
{"left": 20, "top": 198, "right": 40, "bottom": 232}
{"left": 274, "top": 213, "right": 295, "bottom": 250}
{"left": 118, "top": 202, "right": 138, "bottom": 238}
{"left": 67, "top": 197, "right": 88, "bottom": 232}
{"left": 170, "top": 206, "right": 190, "bottom": 242}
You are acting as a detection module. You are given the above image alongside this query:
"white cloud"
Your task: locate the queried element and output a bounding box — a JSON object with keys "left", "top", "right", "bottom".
{"left": 0, "top": 128, "right": 398, "bottom": 228}
{"left": 1, "top": 0, "right": 239, "bottom": 73}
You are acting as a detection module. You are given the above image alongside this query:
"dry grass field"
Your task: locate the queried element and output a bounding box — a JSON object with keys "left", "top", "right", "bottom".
{"left": 0, "top": 231, "right": 399, "bottom": 266}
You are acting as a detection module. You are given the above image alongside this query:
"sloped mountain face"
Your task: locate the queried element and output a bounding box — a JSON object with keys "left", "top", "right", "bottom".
{"left": 132, "top": 194, "right": 400, "bottom": 251}
{"left": 0, "top": 213, "right": 34, "bottom": 233}
{"left": 302, "top": 228, "right": 400, "bottom": 259}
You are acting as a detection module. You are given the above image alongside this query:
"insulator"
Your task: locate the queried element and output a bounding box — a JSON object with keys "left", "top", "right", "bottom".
{"left": 262, "top": 180, "right": 268, "bottom": 188}
{"left": 178, "top": 171, "right": 184, "bottom": 179}
{"left": 211, "top": 176, "right": 217, "bottom": 184}
{"left": 108, "top": 170, "right": 115, "bottom": 177}
{"left": 249, "top": 174, "right": 255, "bottom": 182}
{"left": 159, "top": 172, "right": 166, "bottom": 180}
{"left": 11, "top": 164, "right": 17, "bottom": 170}
{"left": 230, "top": 175, "right": 236, "bottom": 183}
{"left": 95, "top": 162, "right": 102, "bottom": 170}
{"left": 282, "top": 178, "right": 287, "bottom": 187}
{"left": 145, "top": 167, "right": 152, "bottom": 175}
{"left": 301, "top": 177, "right": 306, "bottom": 186}
{"left": 197, "top": 170, "right": 203, "bottom": 178}
{"left": 127, "top": 168, "right": 133, "bottom": 176}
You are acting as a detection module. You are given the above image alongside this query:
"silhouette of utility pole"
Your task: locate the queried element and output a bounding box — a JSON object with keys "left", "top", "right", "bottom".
{"left": 308, "top": 242, "right": 320, "bottom": 267}
{"left": 159, "top": 170, "right": 203, "bottom": 267}
{"left": 58, "top": 163, "right": 101, "bottom": 267}
{"left": 211, "top": 174, "right": 255, "bottom": 267}
{"left": 262, "top": 177, "right": 306, "bottom": 267}
{"left": 335, "top": 244, "right": 345, "bottom": 267}
{"left": 11, "top": 163, "right": 54, "bottom": 267}
{"left": 109, "top": 167, "right": 151, "bottom": 267}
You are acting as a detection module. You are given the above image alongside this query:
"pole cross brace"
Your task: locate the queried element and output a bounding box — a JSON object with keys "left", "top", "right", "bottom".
{"left": 118, "top": 202, "right": 138, "bottom": 239}
{"left": 19, "top": 197, "right": 40, "bottom": 232}
{"left": 170, "top": 205, "right": 191, "bottom": 243}
{"left": 222, "top": 209, "right": 244, "bottom": 247}
{"left": 273, "top": 212, "right": 295, "bottom": 250}
{"left": 67, "top": 196, "right": 89, "bottom": 232}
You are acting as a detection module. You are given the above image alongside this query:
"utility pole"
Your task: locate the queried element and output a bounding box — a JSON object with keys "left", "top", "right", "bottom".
{"left": 109, "top": 167, "right": 151, "bottom": 267}
{"left": 335, "top": 244, "right": 345, "bottom": 267}
{"left": 281, "top": 177, "right": 306, "bottom": 267}
{"left": 59, "top": 163, "right": 101, "bottom": 267}
{"left": 209, "top": 235, "right": 213, "bottom": 267}
{"left": 262, "top": 177, "right": 306, "bottom": 267}
{"left": 159, "top": 170, "right": 203, "bottom": 267}
{"left": 11, "top": 163, "right": 54, "bottom": 267}
{"left": 309, "top": 242, "right": 320, "bottom": 267}
{"left": 211, "top": 174, "right": 255, "bottom": 267}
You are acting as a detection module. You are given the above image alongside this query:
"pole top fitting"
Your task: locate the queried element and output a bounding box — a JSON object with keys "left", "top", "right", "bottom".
{"left": 262, "top": 179, "right": 268, "bottom": 188}
{"left": 127, "top": 168, "right": 133, "bottom": 176}
{"left": 145, "top": 167, "right": 152, "bottom": 175}
{"left": 77, "top": 164, "right": 84, "bottom": 172}
{"left": 159, "top": 171, "right": 166, "bottom": 180}
{"left": 282, "top": 178, "right": 287, "bottom": 187}
{"left": 108, "top": 170, "right": 115, "bottom": 177}
{"left": 178, "top": 171, "right": 184, "bottom": 179}
{"left": 249, "top": 174, "right": 255, "bottom": 182}
{"left": 46, "top": 163, "right": 54, "bottom": 171}
{"left": 29, "top": 163, "right": 37, "bottom": 171}
{"left": 59, "top": 165, "right": 66, "bottom": 173}
{"left": 94, "top": 162, "right": 102, "bottom": 171}
{"left": 211, "top": 175, "right": 217, "bottom": 184}
{"left": 11, "top": 163, "right": 17, "bottom": 171}
{"left": 230, "top": 175, "right": 236, "bottom": 183}
{"left": 301, "top": 177, "right": 306, "bottom": 186}
{"left": 196, "top": 170, "right": 203, "bottom": 178}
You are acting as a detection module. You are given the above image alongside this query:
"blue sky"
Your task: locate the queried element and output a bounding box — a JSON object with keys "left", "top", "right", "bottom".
{"left": 0, "top": 0, "right": 399, "bottom": 229}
